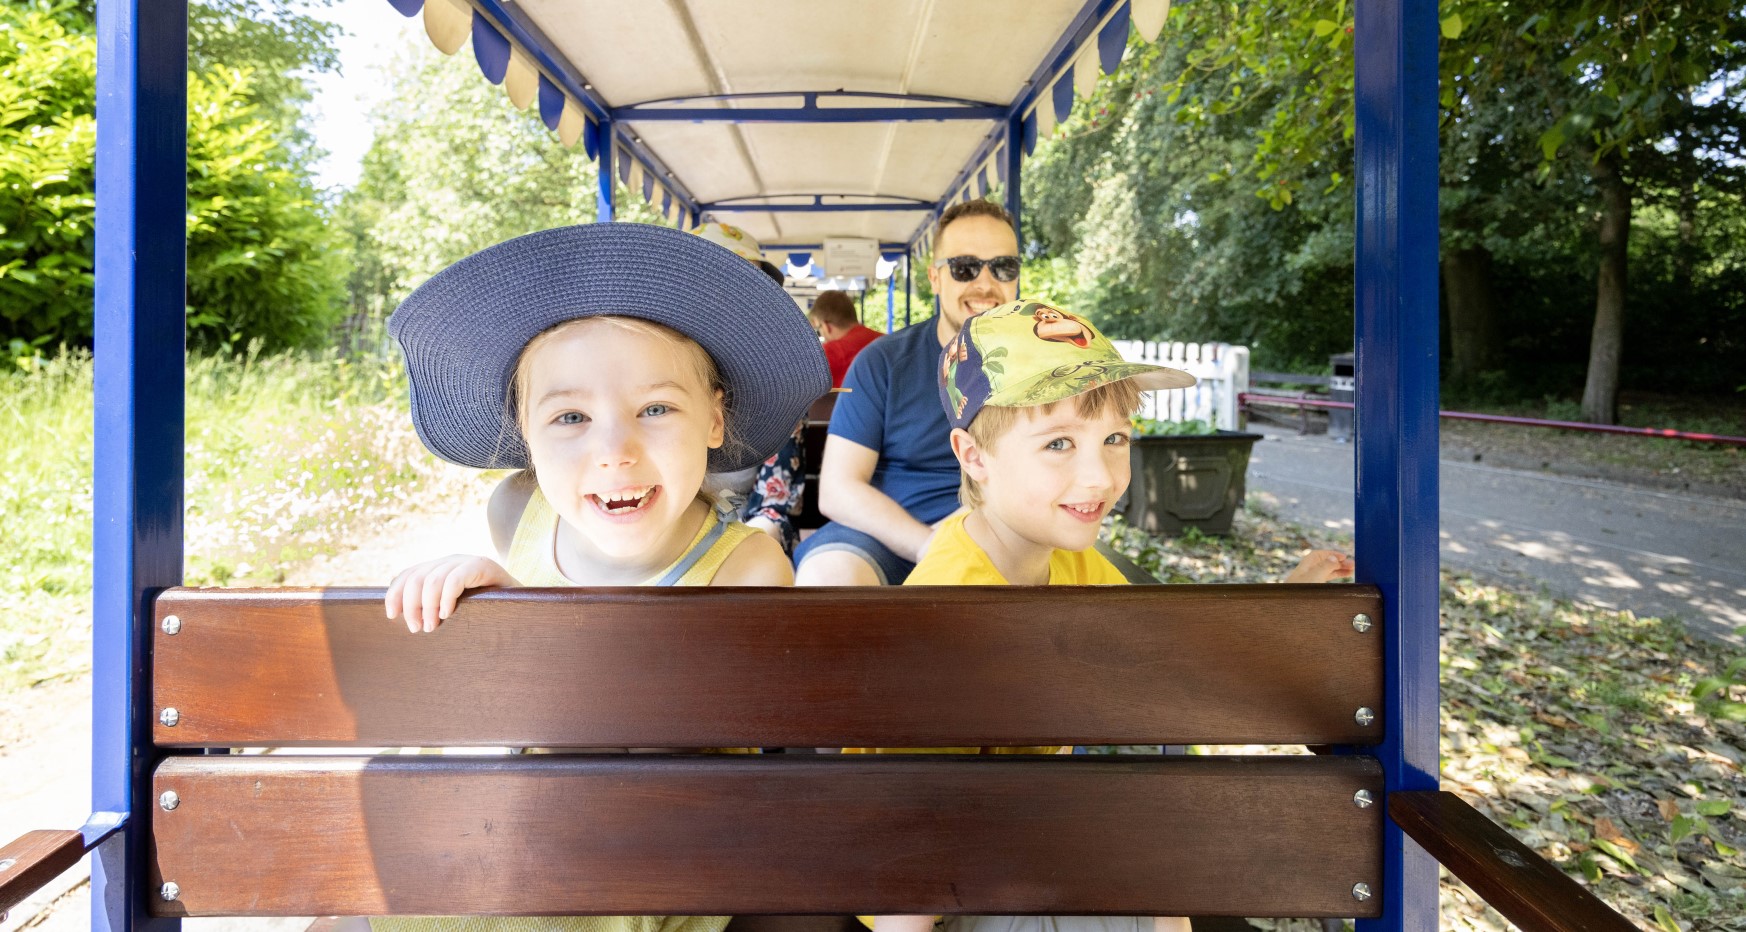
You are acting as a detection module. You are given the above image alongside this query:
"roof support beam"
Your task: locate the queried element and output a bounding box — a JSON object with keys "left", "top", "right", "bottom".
{"left": 615, "top": 91, "right": 1004, "bottom": 123}
{"left": 703, "top": 202, "right": 933, "bottom": 214}
{"left": 617, "top": 108, "right": 1003, "bottom": 124}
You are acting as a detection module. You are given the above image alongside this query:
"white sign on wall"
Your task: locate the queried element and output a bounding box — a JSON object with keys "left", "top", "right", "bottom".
{"left": 822, "top": 237, "right": 879, "bottom": 279}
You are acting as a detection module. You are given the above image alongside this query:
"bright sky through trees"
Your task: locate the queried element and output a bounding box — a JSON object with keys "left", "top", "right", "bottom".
{"left": 304, "top": 0, "right": 415, "bottom": 190}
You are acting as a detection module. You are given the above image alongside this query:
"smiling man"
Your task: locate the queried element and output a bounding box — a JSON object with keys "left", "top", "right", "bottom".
{"left": 794, "top": 200, "right": 1021, "bottom": 586}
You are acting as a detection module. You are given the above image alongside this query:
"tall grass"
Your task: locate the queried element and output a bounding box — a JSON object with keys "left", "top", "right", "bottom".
{"left": 0, "top": 347, "right": 483, "bottom": 690}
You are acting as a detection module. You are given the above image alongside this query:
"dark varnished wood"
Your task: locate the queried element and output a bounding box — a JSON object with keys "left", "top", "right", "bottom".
{"left": 1389, "top": 791, "right": 1637, "bottom": 932}
{"left": 0, "top": 830, "right": 85, "bottom": 915}
{"left": 150, "top": 754, "right": 1383, "bottom": 919}
{"left": 152, "top": 585, "right": 1383, "bottom": 748}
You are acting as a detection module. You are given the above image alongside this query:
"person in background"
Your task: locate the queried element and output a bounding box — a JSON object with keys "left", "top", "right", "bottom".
{"left": 794, "top": 200, "right": 1021, "bottom": 586}
{"left": 692, "top": 221, "right": 809, "bottom": 556}
{"left": 809, "top": 290, "right": 882, "bottom": 389}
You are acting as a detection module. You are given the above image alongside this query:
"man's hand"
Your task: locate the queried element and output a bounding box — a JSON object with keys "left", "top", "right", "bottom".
{"left": 386, "top": 556, "right": 520, "bottom": 633}
{"left": 1282, "top": 549, "right": 1356, "bottom": 584}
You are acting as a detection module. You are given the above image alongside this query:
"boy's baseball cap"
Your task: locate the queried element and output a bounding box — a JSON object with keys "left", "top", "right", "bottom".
{"left": 939, "top": 299, "right": 1196, "bottom": 430}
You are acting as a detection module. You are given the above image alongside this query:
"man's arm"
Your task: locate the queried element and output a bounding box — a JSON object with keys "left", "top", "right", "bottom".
{"left": 817, "top": 435, "right": 935, "bottom": 563}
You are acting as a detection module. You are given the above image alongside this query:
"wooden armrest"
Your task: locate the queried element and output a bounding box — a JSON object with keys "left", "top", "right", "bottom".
{"left": 1389, "top": 791, "right": 1636, "bottom": 932}
{"left": 0, "top": 830, "right": 86, "bottom": 915}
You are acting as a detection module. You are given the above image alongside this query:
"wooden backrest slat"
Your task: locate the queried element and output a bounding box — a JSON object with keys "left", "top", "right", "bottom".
{"left": 151, "top": 585, "right": 1383, "bottom": 748}
{"left": 149, "top": 754, "right": 1384, "bottom": 919}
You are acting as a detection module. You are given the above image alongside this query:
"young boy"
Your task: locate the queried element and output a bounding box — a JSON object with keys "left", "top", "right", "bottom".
{"left": 867, "top": 301, "right": 1351, "bottom": 932}
{"left": 916, "top": 299, "right": 1351, "bottom": 586}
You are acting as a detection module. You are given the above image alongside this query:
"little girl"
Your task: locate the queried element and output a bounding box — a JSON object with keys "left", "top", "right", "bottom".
{"left": 376, "top": 222, "right": 830, "bottom": 932}
{"left": 384, "top": 222, "right": 828, "bottom": 628}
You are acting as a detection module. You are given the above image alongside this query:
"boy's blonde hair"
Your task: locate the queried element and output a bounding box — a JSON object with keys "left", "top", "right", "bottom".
{"left": 958, "top": 379, "right": 1144, "bottom": 509}
{"left": 503, "top": 316, "right": 735, "bottom": 470}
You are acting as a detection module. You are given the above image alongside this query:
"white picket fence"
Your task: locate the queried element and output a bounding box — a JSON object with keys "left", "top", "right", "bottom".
{"left": 1110, "top": 340, "right": 1250, "bottom": 430}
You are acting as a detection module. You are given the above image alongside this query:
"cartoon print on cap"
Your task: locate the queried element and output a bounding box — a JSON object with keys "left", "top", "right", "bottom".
{"left": 1032, "top": 306, "right": 1093, "bottom": 348}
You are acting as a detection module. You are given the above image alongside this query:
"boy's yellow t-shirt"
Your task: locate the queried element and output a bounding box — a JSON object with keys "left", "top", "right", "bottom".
{"left": 903, "top": 511, "right": 1130, "bottom": 586}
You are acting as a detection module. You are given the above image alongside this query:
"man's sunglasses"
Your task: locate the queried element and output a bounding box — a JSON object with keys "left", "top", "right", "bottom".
{"left": 934, "top": 254, "right": 1021, "bottom": 283}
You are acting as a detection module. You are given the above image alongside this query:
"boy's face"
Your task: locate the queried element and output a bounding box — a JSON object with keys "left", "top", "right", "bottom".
{"left": 954, "top": 404, "right": 1133, "bottom": 555}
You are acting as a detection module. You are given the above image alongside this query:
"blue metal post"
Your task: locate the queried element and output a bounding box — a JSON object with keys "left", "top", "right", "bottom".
{"left": 1352, "top": 0, "right": 1441, "bottom": 929}
{"left": 1004, "top": 115, "right": 1023, "bottom": 298}
{"left": 93, "top": 1, "right": 188, "bottom": 931}
{"left": 885, "top": 265, "right": 896, "bottom": 332}
{"left": 597, "top": 119, "right": 615, "bottom": 222}
{"left": 904, "top": 250, "right": 913, "bottom": 326}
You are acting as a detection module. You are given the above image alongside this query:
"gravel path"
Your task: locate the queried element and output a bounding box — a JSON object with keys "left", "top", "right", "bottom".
{"left": 1244, "top": 424, "right": 1746, "bottom": 646}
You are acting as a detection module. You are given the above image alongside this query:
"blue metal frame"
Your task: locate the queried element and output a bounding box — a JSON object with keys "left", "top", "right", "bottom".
{"left": 616, "top": 106, "right": 1004, "bottom": 124}
{"left": 596, "top": 118, "right": 615, "bottom": 221}
{"left": 93, "top": 1, "right": 1437, "bottom": 927}
{"left": 704, "top": 202, "right": 934, "bottom": 214}
{"left": 93, "top": 2, "right": 187, "bottom": 931}
{"left": 617, "top": 90, "right": 1002, "bottom": 112}
{"left": 1351, "top": 0, "right": 1442, "bottom": 928}
{"left": 615, "top": 92, "right": 1003, "bottom": 124}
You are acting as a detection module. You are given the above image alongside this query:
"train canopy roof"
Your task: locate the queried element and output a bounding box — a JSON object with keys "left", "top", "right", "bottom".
{"left": 391, "top": 0, "right": 1171, "bottom": 257}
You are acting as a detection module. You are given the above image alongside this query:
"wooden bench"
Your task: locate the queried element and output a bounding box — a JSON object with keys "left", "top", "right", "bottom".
{"left": 4, "top": 586, "right": 1632, "bottom": 930}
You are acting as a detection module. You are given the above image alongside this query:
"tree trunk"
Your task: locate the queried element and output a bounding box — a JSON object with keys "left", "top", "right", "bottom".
{"left": 1581, "top": 156, "right": 1631, "bottom": 425}
{"left": 1443, "top": 246, "right": 1498, "bottom": 385}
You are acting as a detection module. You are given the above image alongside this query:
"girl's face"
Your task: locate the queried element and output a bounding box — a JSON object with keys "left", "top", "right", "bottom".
{"left": 520, "top": 321, "right": 724, "bottom": 570}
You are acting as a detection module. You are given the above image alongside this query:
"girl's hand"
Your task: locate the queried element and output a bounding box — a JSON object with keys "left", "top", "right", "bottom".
{"left": 385, "top": 556, "right": 520, "bottom": 633}
{"left": 1283, "top": 549, "right": 1356, "bottom": 584}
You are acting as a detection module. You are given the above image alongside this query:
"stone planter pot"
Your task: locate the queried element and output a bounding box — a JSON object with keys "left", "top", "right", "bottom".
{"left": 1119, "top": 430, "right": 1263, "bottom": 536}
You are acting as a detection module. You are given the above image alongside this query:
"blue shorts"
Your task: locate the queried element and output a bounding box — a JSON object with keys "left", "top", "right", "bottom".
{"left": 793, "top": 521, "right": 915, "bottom": 585}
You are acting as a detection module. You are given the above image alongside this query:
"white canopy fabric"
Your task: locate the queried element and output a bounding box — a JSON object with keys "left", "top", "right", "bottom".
{"left": 395, "top": 0, "right": 1172, "bottom": 257}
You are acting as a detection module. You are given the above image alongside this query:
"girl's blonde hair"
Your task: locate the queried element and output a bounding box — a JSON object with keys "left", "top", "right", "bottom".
{"left": 958, "top": 379, "right": 1144, "bottom": 509}
{"left": 501, "top": 316, "right": 738, "bottom": 471}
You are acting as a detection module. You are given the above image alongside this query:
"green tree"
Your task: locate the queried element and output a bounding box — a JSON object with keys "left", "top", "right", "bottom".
{"left": 1024, "top": 4, "right": 1746, "bottom": 408}
{"left": 0, "top": 0, "right": 348, "bottom": 351}
{"left": 343, "top": 41, "right": 607, "bottom": 320}
{"left": 189, "top": 0, "right": 341, "bottom": 162}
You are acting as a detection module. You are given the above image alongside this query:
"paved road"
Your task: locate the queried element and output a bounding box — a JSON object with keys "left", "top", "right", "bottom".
{"left": 1244, "top": 425, "right": 1746, "bottom": 646}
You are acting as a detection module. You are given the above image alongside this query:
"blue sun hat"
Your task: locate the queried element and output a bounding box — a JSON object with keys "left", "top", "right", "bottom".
{"left": 389, "top": 223, "right": 829, "bottom": 472}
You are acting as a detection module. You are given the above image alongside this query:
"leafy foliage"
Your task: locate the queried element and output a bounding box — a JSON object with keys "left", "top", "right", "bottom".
{"left": 1021, "top": 4, "right": 1746, "bottom": 393}
{"left": 0, "top": 0, "right": 346, "bottom": 351}
{"left": 342, "top": 41, "right": 606, "bottom": 320}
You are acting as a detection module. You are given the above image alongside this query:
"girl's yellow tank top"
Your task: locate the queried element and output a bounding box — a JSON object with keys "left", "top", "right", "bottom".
{"left": 372, "top": 493, "right": 761, "bottom": 932}
{"left": 506, "top": 489, "right": 759, "bottom": 587}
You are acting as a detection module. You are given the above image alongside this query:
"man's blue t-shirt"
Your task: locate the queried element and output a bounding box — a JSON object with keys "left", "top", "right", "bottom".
{"left": 828, "top": 319, "right": 961, "bottom": 525}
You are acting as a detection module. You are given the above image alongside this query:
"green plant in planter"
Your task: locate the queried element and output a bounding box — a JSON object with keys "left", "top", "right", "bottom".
{"left": 1131, "top": 417, "right": 1217, "bottom": 437}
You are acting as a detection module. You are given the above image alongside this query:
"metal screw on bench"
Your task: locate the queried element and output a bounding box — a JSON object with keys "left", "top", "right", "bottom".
{"left": 1351, "top": 613, "right": 1371, "bottom": 633}
{"left": 160, "top": 882, "right": 180, "bottom": 902}
{"left": 1354, "top": 706, "right": 1375, "bottom": 726}
{"left": 1351, "top": 882, "right": 1371, "bottom": 902}
{"left": 160, "top": 790, "right": 180, "bottom": 811}
{"left": 160, "top": 707, "right": 180, "bottom": 727}
{"left": 162, "top": 615, "right": 182, "bottom": 635}
{"left": 0, "top": 858, "right": 16, "bottom": 871}
{"left": 1353, "top": 789, "right": 1374, "bottom": 809}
